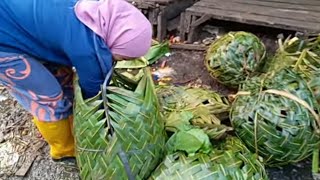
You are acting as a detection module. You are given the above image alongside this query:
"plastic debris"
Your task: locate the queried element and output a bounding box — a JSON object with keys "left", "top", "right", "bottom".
{"left": 152, "top": 67, "right": 176, "bottom": 81}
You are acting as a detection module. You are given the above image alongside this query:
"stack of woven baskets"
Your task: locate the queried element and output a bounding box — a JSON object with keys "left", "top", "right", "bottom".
{"left": 206, "top": 33, "right": 320, "bottom": 169}
{"left": 72, "top": 34, "right": 320, "bottom": 180}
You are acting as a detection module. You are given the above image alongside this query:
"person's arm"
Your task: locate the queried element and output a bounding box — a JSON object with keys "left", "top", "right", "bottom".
{"left": 69, "top": 37, "right": 113, "bottom": 98}
{"left": 72, "top": 56, "right": 105, "bottom": 98}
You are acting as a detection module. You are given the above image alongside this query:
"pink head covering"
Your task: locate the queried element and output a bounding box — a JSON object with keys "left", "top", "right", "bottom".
{"left": 74, "top": 0, "right": 152, "bottom": 58}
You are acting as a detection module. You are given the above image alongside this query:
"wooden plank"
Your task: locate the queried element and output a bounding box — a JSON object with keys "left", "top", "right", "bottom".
{"left": 218, "top": 0, "right": 320, "bottom": 12}
{"left": 15, "top": 141, "right": 45, "bottom": 177}
{"left": 184, "top": 12, "right": 192, "bottom": 34}
{"left": 148, "top": 8, "right": 158, "bottom": 25}
{"left": 129, "top": 0, "right": 172, "bottom": 3}
{"left": 135, "top": 3, "right": 153, "bottom": 9}
{"left": 190, "top": 15, "right": 211, "bottom": 27}
{"left": 179, "top": 12, "right": 186, "bottom": 39}
{"left": 157, "top": 11, "right": 167, "bottom": 41}
{"left": 146, "top": 0, "right": 172, "bottom": 2}
{"left": 187, "top": 7, "right": 320, "bottom": 32}
{"left": 188, "top": 15, "right": 198, "bottom": 42}
{"left": 128, "top": 0, "right": 155, "bottom": 8}
{"left": 254, "top": 0, "right": 320, "bottom": 6}
{"left": 186, "top": 6, "right": 320, "bottom": 33}
{"left": 195, "top": 0, "right": 320, "bottom": 23}
{"left": 170, "top": 43, "right": 207, "bottom": 51}
{"left": 143, "top": 0, "right": 173, "bottom": 5}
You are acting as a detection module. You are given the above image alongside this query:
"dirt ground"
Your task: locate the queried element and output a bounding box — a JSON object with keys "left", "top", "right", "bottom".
{"left": 0, "top": 89, "right": 79, "bottom": 180}
{"left": 0, "top": 49, "right": 317, "bottom": 180}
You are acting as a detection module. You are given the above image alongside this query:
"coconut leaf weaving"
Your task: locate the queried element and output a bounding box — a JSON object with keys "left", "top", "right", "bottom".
{"left": 205, "top": 31, "right": 266, "bottom": 88}
{"left": 156, "top": 86, "right": 232, "bottom": 140}
{"left": 115, "top": 41, "right": 169, "bottom": 69}
{"left": 150, "top": 137, "right": 268, "bottom": 180}
{"left": 266, "top": 35, "right": 320, "bottom": 105}
{"left": 114, "top": 41, "right": 169, "bottom": 84}
{"left": 230, "top": 68, "right": 320, "bottom": 166}
{"left": 73, "top": 68, "right": 166, "bottom": 180}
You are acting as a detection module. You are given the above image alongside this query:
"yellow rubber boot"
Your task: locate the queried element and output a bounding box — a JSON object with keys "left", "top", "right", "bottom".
{"left": 33, "top": 117, "right": 75, "bottom": 160}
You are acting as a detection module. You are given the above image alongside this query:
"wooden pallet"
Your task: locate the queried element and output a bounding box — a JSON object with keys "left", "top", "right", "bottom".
{"left": 129, "top": 0, "right": 194, "bottom": 41}
{"left": 180, "top": 0, "right": 320, "bottom": 42}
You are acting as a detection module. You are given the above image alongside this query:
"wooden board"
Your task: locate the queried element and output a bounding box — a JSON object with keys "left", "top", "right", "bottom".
{"left": 128, "top": 0, "right": 173, "bottom": 5}
{"left": 223, "top": 0, "right": 320, "bottom": 12}
{"left": 170, "top": 43, "right": 207, "bottom": 51}
{"left": 144, "top": 0, "right": 173, "bottom": 4}
{"left": 252, "top": 0, "right": 320, "bottom": 6}
{"left": 198, "top": 0, "right": 320, "bottom": 23}
{"left": 186, "top": 0, "right": 320, "bottom": 33}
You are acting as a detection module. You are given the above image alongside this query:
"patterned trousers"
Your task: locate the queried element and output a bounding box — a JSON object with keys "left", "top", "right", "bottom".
{"left": 0, "top": 52, "right": 73, "bottom": 122}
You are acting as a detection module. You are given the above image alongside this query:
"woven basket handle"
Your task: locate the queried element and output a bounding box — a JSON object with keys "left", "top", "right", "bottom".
{"left": 232, "top": 90, "right": 320, "bottom": 133}
{"left": 101, "top": 62, "right": 116, "bottom": 135}
{"left": 101, "top": 63, "right": 136, "bottom": 180}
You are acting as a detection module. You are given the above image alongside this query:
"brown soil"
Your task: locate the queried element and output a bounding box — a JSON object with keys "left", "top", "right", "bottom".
{"left": 152, "top": 50, "right": 236, "bottom": 95}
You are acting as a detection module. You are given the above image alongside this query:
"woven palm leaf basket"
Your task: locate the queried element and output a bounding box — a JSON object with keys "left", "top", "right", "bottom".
{"left": 205, "top": 31, "right": 266, "bottom": 88}
{"left": 150, "top": 137, "right": 268, "bottom": 180}
{"left": 73, "top": 67, "right": 166, "bottom": 180}
{"left": 156, "top": 85, "right": 232, "bottom": 140}
{"left": 230, "top": 68, "right": 320, "bottom": 166}
{"left": 266, "top": 35, "right": 320, "bottom": 106}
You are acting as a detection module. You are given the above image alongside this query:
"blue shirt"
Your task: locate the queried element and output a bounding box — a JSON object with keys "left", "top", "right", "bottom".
{"left": 0, "top": 0, "right": 113, "bottom": 97}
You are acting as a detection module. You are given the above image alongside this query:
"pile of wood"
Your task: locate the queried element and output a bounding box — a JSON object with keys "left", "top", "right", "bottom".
{"left": 128, "top": 0, "right": 194, "bottom": 41}
{"left": 180, "top": 0, "right": 320, "bottom": 43}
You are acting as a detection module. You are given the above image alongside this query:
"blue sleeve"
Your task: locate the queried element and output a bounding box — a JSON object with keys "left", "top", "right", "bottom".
{"left": 72, "top": 55, "right": 105, "bottom": 98}
{"left": 68, "top": 35, "right": 113, "bottom": 98}
{"left": 0, "top": 0, "right": 114, "bottom": 98}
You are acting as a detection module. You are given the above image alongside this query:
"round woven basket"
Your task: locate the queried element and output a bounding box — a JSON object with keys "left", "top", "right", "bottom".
{"left": 231, "top": 68, "right": 320, "bottom": 166}
{"left": 266, "top": 35, "right": 320, "bottom": 107}
{"left": 205, "top": 31, "right": 266, "bottom": 88}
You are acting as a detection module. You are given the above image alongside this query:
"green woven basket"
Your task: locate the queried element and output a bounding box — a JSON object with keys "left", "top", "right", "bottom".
{"left": 205, "top": 31, "right": 266, "bottom": 88}
{"left": 156, "top": 85, "right": 232, "bottom": 140}
{"left": 231, "top": 68, "right": 320, "bottom": 166}
{"left": 73, "top": 67, "right": 166, "bottom": 179}
{"left": 266, "top": 35, "right": 320, "bottom": 106}
{"left": 150, "top": 137, "right": 268, "bottom": 180}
